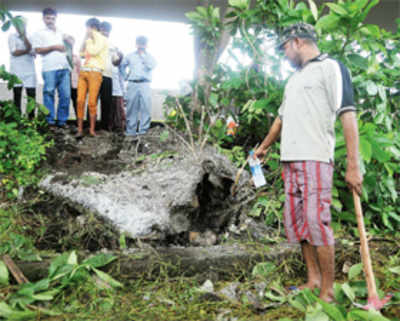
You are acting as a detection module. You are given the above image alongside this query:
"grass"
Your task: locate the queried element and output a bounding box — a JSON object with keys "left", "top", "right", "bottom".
{"left": 1, "top": 195, "right": 400, "bottom": 320}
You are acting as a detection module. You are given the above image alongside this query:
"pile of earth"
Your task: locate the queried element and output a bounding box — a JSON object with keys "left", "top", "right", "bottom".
{"left": 36, "top": 124, "right": 271, "bottom": 249}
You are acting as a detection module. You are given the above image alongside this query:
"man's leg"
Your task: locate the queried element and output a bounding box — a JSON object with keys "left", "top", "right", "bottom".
{"left": 56, "top": 69, "right": 71, "bottom": 126}
{"left": 71, "top": 87, "right": 78, "bottom": 119}
{"left": 42, "top": 71, "right": 57, "bottom": 125}
{"left": 316, "top": 245, "right": 335, "bottom": 302}
{"left": 304, "top": 161, "right": 335, "bottom": 302}
{"left": 125, "top": 83, "right": 140, "bottom": 136}
{"left": 300, "top": 241, "right": 321, "bottom": 290}
{"left": 26, "top": 87, "right": 36, "bottom": 119}
{"left": 12, "top": 86, "right": 23, "bottom": 114}
{"left": 138, "top": 83, "right": 152, "bottom": 134}
{"left": 100, "top": 76, "right": 113, "bottom": 131}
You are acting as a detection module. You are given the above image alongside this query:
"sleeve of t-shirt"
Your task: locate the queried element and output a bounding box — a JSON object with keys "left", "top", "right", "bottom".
{"left": 31, "top": 31, "right": 42, "bottom": 49}
{"left": 8, "top": 34, "right": 16, "bottom": 54}
{"left": 120, "top": 56, "right": 130, "bottom": 80}
{"left": 143, "top": 53, "right": 156, "bottom": 71}
{"left": 278, "top": 91, "right": 286, "bottom": 120}
{"left": 325, "top": 58, "right": 356, "bottom": 117}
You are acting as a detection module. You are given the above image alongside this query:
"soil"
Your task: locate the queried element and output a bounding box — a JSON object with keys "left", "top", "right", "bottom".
{"left": 31, "top": 123, "right": 258, "bottom": 253}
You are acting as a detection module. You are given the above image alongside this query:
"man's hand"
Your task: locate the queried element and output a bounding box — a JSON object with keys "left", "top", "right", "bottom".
{"left": 84, "top": 30, "right": 94, "bottom": 40}
{"left": 345, "top": 164, "right": 363, "bottom": 195}
{"left": 254, "top": 146, "right": 268, "bottom": 160}
{"left": 53, "top": 45, "right": 65, "bottom": 52}
{"left": 63, "top": 34, "right": 75, "bottom": 46}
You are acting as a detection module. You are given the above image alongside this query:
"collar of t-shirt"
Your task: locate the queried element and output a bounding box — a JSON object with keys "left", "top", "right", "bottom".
{"left": 300, "top": 53, "right": 329, "bottom": 69}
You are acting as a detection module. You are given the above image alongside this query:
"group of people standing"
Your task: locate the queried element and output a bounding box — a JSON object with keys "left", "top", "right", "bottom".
{"left": 8, "top": 7, "right": 157, "bottom": 137}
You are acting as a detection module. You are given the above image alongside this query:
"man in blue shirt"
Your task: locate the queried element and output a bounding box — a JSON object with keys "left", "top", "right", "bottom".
{"left": 121, "top": 36, "right": 156, "bottom": 136}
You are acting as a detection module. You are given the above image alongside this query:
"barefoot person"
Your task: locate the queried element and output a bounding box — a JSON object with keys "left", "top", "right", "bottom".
{"left": 76, "top": 17, "right": 108, "bottom": 137}
{"left": 254, "top": 23, "right": 362, "bottom": 302}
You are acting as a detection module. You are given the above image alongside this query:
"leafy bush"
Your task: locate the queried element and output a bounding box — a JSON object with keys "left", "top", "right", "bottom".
{"left": 0, "top": 99, "right": 52, "bottom": 199}
{"left": 0, "top": 14, "right": 52, "bottom": 200}
{"left": 168, "top": 0, "right": 400, "bottom": 232}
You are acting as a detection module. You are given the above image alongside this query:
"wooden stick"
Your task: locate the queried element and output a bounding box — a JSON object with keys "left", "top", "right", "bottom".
{"left": 2, "top": 254, "right": 29, "bottom": 284}
{"left": 352, "top": 190, "right": 379, "bottom": 300}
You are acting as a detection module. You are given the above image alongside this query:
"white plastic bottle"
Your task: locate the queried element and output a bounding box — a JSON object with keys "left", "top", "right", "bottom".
{"left": 249, "top": 151, "right": 266, "bottom": 188}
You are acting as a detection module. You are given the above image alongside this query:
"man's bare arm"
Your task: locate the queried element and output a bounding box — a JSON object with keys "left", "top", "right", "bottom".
{"left": 11, "top": 34, "right": 32, "bottom": 56}
{"left": 254, "top": 116, "right": 282, "bottom": 159}
{"left": 11, "top": 48, "right": 31, "bottom": 57}
{"left": 340, "top": 111, "right": 363, "bottom": 195}
{"left": 35, "top": 45, "right": 65, "bottom": 55}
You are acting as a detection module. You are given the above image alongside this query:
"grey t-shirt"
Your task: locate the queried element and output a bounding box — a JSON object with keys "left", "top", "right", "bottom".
{"left": 278, "top": 54, "right": 356, "bottom": 163}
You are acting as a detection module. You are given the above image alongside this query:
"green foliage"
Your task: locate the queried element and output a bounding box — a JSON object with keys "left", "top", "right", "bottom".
{"left": 252, "top": 262, "right": 276, "bottom": 278}
{"left": 0, "top": 11, "right": 52, "bottom": 200}
{"left": 285, "top": 283, "right": 392, "bottom": 321}
{"left": 0, "top": 101, "right": 52, "bottom": 199}
{"left": 0, "top": 251, "right": 121, "bottom": 319}
{"left": 0, "top": 260, "right": 9, "bottom": 286}
{"left": 0, "top": 232, "right": 41, "bottom": 262}
{"left": 177, "top": 0, "right": 400, "bottom": 233}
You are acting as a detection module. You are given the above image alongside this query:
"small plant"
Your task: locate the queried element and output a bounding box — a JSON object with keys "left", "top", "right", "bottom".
{"left": 0, "top": 251, "right": 121, "bottom": 319}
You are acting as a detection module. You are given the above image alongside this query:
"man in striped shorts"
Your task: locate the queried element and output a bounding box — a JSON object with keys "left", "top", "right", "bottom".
{"left": 255, "top": 23, "right": 363, "bottom": 302}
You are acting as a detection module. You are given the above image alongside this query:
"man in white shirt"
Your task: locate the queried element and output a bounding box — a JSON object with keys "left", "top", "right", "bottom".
{"left": 8, "top": 17, "right": 37, "bottom": 119}
{"left": 33, "top": 7, "right": 74, "bottom": 128}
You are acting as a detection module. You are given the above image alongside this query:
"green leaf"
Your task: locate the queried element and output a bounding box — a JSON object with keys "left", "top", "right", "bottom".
{"left": 288, "top": 296, "right": 306, "bottom": 312}
{"left": 360, "top": 24, "right": 381, "bottom": 38}
{"left": 348, "top": 263, "right": 363, "bottom": 280}
{"left": 119, "top": 233, "right": 127, "bottom": 250}
{"left": 305, "top": 308, "right": 329, "bottom": 321}
{"left": 341, "top": 282, "right": 355, "bottom": 302}
{"left": 252, "top": 262, "right": 276, "bottom": 277}
{"left": 326, "top": 3, "right": 348, "bottom": 16}
{"left": 31, "top": 289, "right": 59, "bottom": 301}
{"left": 316, "top": 298, "right": 346, "bottom": 321}
{"left": 360, "top": 0, "right": 379, "bottom": 21}
{"left": 359, "top": 136, "right": 372, "bottom": 163}
{"left": 347, "top": 54, "right": 368, "bottom": 70}
{"left": 1, "top": 20, "right": 11, "bottom": 32}
{"left": 365, "top": 80, "right": 378, "bottom": 96}
{"left": 315, "top": 14, "right": 340, "bottom": 32}
{"left": 209, "top": 93, "right": 218, "bottom": 107}
{"left": 48, "top": 252, "right": 69, "bottom": 279}
{"left": 0, "top": 302, "right": 37, "bottom": 319}
{"left": 308, "top": 0, "right": 318, "bottom": 21}
{"left": 347, "top": 309, "right": 391, "bottom": 321}
{"left": 228, "top": 0, "right": 249, "bottom": 10}
{"left": 67, "top": 251, "right": 78, "bottom": 266}
{"left": 82, "top": 254, "right": 117, "bottom": 269}
{"left": 389, "top": 266, "right": 400, "bottom": 275}
{"left": 0, "top": 260, "right": 9, "bottom": 285}
{"left": 93, "top": 268, "right": 123, "bottom": 288}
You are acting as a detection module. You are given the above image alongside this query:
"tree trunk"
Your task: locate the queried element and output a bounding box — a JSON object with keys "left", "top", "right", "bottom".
{"left": 17, "top": 243, "right": 298, "bottom": 281}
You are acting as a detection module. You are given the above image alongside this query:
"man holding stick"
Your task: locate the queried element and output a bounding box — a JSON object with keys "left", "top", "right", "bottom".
{"left": 254, "top": 23, "right": 363, "bottom": 302}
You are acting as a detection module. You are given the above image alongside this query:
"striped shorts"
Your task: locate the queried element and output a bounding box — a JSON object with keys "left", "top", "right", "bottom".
{"left": 282, "top": 161, "right": 334, "bottom": 247}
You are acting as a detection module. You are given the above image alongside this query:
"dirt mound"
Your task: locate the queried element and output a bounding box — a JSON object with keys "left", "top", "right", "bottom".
{"left": 39, "top": 125, "right": 255, "bottom": 247}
